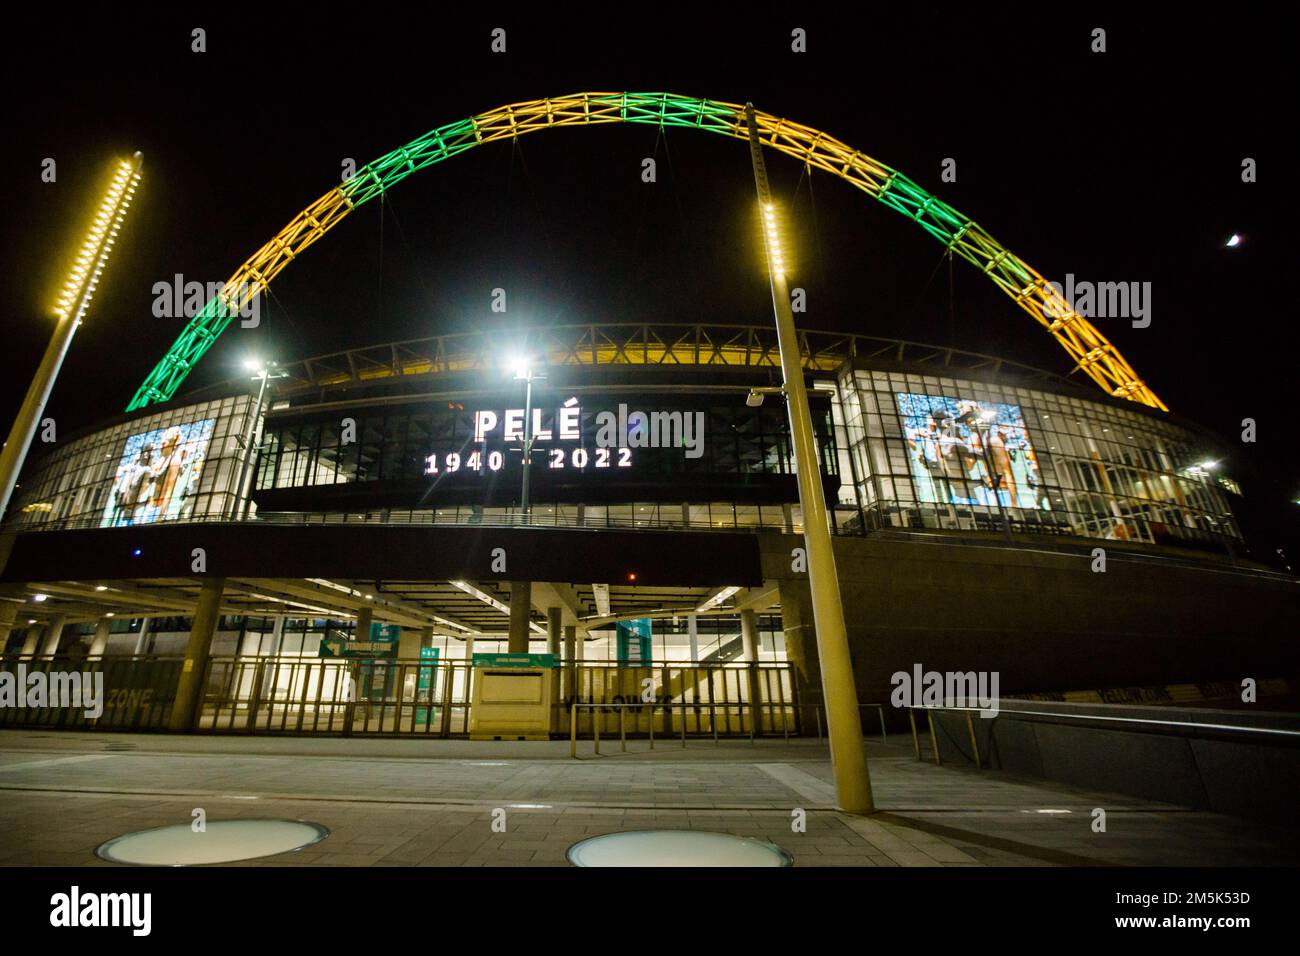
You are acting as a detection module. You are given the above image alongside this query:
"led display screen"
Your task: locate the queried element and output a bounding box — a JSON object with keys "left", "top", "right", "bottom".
{"left": 895, "top": 393, "right": 1047, "bottom": 510}
{"left": 100, "top": 419, "right": 215, "bottom": 526}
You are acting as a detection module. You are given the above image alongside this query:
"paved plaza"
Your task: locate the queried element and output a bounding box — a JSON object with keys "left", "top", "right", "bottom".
{"left": 0, "top": 731, "right": 1295, "bottom": 867}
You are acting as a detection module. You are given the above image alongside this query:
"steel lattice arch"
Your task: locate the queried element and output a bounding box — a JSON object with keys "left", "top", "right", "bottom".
{"left": 126, "top": 92, "right": 1165, "bottom": 413}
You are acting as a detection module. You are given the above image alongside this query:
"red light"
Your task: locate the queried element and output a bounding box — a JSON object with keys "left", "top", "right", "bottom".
{"left": 627, "top": 572, "right": 637, "bottom": 582}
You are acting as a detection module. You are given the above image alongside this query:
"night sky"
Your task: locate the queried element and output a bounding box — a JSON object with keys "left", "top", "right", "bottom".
{"left": 2, "top": 8, "right": 1293, "bottom": 558}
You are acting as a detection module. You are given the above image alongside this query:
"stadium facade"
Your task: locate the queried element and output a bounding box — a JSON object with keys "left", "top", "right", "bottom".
{"left": 1, "top": 323, "right": 1295, "bottom": 736}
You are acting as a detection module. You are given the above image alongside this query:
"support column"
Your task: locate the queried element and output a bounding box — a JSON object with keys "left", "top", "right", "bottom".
{"left": 546, "top": 607, "right": 562, "bottom": 725}
{"left": 778, "top": 579, "right": 824, "bottom": 732}
{"left": 397, "top": 627, "right": 424, "bottom": 659}
{"left": 563, "top": 624, "right": 577, "bottom": 701}
{"left": 132, "top": 616, "right": 152, "bottom": 656}
{"left": 268, "top": 615, "right": 285, "bottom": 655}
{"left": 88, "top": 618, "right": 112, "bottom": 657}
{"left": 38, "top": 614, "right": 68, "bottom": 660}
{"left": 19, "top": 624, "right": 41, "bottom": 659}
{"left": 462, "top": 634, "right": 476, "bottom": 705}
{"left": 546, "top": 607, "right": 562, "bottom": 657}
{"left": 238, "top": 626, "right": 262, "bottom": 657}
{"left": 0, "top": 601, "right": 17, "bottom": 655}
{"left": 687, "top": 613, "right": 699, "bottom": 664}
{"left": 258, "top": 614, "right": 287, "bottom": 700}
{"left": 507, "top": 581, "right": 532, "bottom": 653}
{"left": 740, "top": 608, "right": 763, "bottom": 734}
{"left": 398, "top": 627, "right": 428, "bottom": 700}
{"left": 168, "top": 577, "right": 225, "bottom": 731}
{"left": 355, "top": 606, "right": 373, "bottom": 642}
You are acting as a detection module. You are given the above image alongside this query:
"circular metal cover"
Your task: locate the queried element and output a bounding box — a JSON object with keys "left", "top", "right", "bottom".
{"left": 567, "top": 829, "right": 793, "bottom": 867}
{"left": 96, "top": 819, "right": 329, "bottom": 866}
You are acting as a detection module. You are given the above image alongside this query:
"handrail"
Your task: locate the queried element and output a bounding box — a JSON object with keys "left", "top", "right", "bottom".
{"left": 911, "top": 702, "right": 1300, "bottom": 739}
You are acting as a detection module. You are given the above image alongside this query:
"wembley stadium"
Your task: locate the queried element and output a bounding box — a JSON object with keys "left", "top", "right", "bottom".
{"left": 2, "top": 320, "right": 1295, "bottom": 738}
{"left": 0, "top": 91, "right": 1295, "bottom": 744}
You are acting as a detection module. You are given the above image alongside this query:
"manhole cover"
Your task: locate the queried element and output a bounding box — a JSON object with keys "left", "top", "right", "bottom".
{"left": 567, "top": 830, "right": 792, "bottom": 867}
{"left": 96, "top": 819, "right": 329, "bottom": 866}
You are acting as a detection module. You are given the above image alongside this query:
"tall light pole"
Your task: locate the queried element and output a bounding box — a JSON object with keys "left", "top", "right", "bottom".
{"left": 231, "top": 359, "right": 285, "bottom": 521}
{"left": 512, "top": 359, "right": 545, "bottom": 522}
{"left": 745, "top": 104, "right": 874, "bottom": 813}
{"left": 0, "top": 153, "right": 143, "bottom": 521}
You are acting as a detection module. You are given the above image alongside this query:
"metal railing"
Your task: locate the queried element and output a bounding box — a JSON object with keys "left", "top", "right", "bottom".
{"left": 192, "top": 657, "right": 801, "bottom": 738}
{"left": 905, "top": 700, "right": 1300, "bottom": 771}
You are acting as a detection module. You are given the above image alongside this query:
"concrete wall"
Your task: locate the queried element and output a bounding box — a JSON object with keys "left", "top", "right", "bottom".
{"left": 761, "top": 532, "right": 1300, "bottom": 710}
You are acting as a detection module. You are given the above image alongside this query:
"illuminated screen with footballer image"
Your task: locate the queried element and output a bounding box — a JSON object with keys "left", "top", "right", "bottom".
{"left": 895, "top": 393, "right": 1048, "bottom": 510}
{"left": 100, "top": 419, "right": 215, "bottom": 527}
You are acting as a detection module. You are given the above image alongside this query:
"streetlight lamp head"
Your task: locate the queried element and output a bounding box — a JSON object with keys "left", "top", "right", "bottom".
{"left": 746, "top": 390, "right": 765, "bottom": 408}
{"left": 507, "top": 353, "right": 531, "bottom": 379}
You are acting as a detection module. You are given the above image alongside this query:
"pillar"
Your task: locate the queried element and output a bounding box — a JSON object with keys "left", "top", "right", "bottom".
{"left": 237, "top": 626, "right": 262, "bottom": 657}
{"left": 740, "top": 609, "right": 760, "bottom": 662}
{"left": 546, "top": 607, "right": 562, "bottom": 722}
{"left": 267, "top": 615, "right": 285, "bottom": 655}
{"left": 0, "top": 601, "right": 17, "bottom": 654}
{"left": 779, "top": 579, "right": 824, "bottom": 732}
{"left": 168, "top": 577, "right": 225, "bottom": 731}
{"left": 397, "top": 627, "right": 424, "bottom": 659}
{"left": 132, "top": 616, "right": 152, "bottom": 656}
{"left": 19, "top": 624, "right": 41, "bottom": 659}
{"left": 38, "top": 614, "right": 68, "bottom": 660}
{"left": 740, "top": 608, "right": 762, "bottom": 734}
{"left": 507, "top": 581, "right": 532, "bottom": 653}
{"left": 687, "top": 613, "right": 699, "bottom": 664}
{"left": 258, "top": 614, "right": 286, "bottom": 700}
{"left": 563, "top": 624, "right": 577, "bottom": 701}
{"left": 88, "top": 618, "right": 112, "bottom": 657}
{"left": 546, "top": 607, "right": 562, "bottom": 657}
{"left": 355, "top": 605, "right": 373, "bottom": 642}
{"left": 398, "top": 626, "right": 428, "bottom": 700}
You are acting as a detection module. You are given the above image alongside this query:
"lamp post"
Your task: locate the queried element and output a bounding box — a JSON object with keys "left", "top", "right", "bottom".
{"left": 0, "top": 153, "right": 142, "bottom": 522}
{"left": 231, "top": 359, "right": 285, "bottom": 521}
{"left": 744, "top": 104, "right": 874, "bottom": 813}
{"left": 513, "top": 360, "right": 545, "bottom": 522}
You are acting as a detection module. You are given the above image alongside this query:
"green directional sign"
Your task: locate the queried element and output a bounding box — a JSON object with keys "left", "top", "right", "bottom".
{"left": 416, "top": 646, "right": 440, "bottom": 726}
{"left": 319, "top": 621, "right": 400, "bottom": 659}
{"left": 616, "top": 619, "right": 651, "bottom": 665}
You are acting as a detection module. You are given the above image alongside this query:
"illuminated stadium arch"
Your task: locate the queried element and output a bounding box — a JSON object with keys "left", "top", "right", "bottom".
{"left": 126, "top": 92, "right": 1166, "bottom": 412}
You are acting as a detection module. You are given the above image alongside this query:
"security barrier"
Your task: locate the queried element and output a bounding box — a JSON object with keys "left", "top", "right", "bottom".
{"left": 192, "top": 657, "right": 801, "bottom": 738}
{"left": 0, "top": 654, "right": 805, "bottom": 738}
